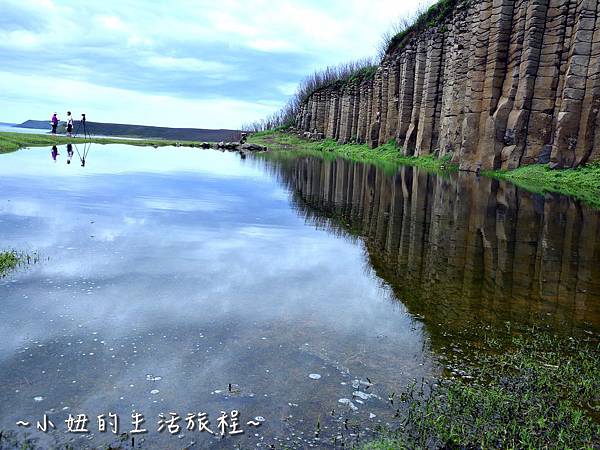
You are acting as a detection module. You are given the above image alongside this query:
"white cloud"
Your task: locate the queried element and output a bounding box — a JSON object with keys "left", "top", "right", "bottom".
{"left": 278, "top": 82, "right": 299, "bottom": 96}
{"left": 0, "top": 29, "right": 43, "bottom": 51}
{"left": 0, "top": 0, "right": 435, "bottom": 127}
{"left": 247, "top": 39, "right": 295, "bottom": 53}
{"left": 143, "top": 56, "right": 231, "bottom": 74}
{"left": 95, "top": 15, "right": 128, "bottom": 31}
{"left": 0, "top": 71, "right": 280, "bottom": 128}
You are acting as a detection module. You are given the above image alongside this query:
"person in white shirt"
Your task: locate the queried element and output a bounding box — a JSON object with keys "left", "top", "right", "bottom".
{"left": 66, "top": 111, "right": 74, "bottom": 137}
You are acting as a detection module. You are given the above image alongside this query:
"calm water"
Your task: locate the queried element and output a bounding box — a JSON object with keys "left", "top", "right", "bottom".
{"left": 270, "top": 156, "right": 600, "bottom": 341}
{"left": 0, "top": 145, "right": 433, "bottom": 449}
{"left": 0, "top": 125, "right": 50, "bottom": 134}
{"left": 0, "top": 144, "right": 599, "bottom": 449}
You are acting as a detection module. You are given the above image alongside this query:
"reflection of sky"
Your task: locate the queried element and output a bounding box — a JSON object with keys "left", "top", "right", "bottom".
{"left": 0, "top": 145, "right": 434, "bottom": 448}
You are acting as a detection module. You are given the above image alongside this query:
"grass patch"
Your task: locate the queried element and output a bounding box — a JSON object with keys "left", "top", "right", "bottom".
{"left": 248, "top": 131, "right": 456, "bottom": 174}
{"left": 252, "top": 131, "right": 600, "bottom": 208}
{"left": 486, "top": 162, "right": 600, "bottom": 209}
{"left": 386, "top": 0, "right": 461, "bottom": 53}
{"left": 363, "top": 331, "right": 600, "bottom": 449}
{"left": 0, "top": 251, "right": 21, "bottom": 277}
{"left": 0, "top": 131, "right": 210, "bottom": 155}
{"left": 0, "top": 250, "right": 39, "bottom": 278}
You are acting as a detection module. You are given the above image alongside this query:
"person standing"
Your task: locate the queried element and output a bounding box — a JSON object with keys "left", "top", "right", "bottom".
{"left": 66, "top": 111, "right": 74, "bottom": 137}
{"left": 51, "top": 113, "right": 59, "bottom": 135}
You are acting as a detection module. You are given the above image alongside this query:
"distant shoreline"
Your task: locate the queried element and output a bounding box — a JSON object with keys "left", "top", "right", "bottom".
{"left": 15, "top": 119, "right": 242, "bottom": 142}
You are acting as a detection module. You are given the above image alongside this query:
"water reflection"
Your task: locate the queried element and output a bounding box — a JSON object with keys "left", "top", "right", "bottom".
{"left": 264, "top": 155, "right": 600, "bottom": 347}
{"left": 0, "top": 145, "right": 434, "bottom": 449}
{"left": 48, "top": 143, "right": 92, "bottom": 167}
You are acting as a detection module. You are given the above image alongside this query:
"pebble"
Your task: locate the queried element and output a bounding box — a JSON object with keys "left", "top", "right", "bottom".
{"left": 353, "top": 391, "right": 370, "bottom": 400}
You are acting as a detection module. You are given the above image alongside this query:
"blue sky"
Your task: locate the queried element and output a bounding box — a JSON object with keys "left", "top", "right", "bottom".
{"left": 0, "top": 0, "right": 432, "bottom": 129}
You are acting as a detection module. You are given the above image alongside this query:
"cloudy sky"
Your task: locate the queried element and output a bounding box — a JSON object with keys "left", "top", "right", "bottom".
{"left": 0, "top": 0, "right": 432, "bottom": 129}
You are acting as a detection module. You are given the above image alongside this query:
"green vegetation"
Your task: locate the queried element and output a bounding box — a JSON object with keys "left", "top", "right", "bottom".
{"left": 346, "top": 65, "right": 378, "bottom": 84}
{"left": 249, "top": 131, "right": 455, "bottom": 174}
{"left": 252, "top": 130, "right": 600, "bottom": 209}
{"left": 0, "top": 251, "right": 21, "bottom": 276}
{"left": 363, "top": 331, "right": 600, "bottom": 449}
{"left": 0, "top": 251, "right": 38, "bottom": 277}
{"left": 487, "top": 162, "right": 600, "bottom": 209}
{"left": 385, "top": 0, "right": 460, "bottom": 53}
{"left": 0, "top": 131, "right": 208, "bottom": 155}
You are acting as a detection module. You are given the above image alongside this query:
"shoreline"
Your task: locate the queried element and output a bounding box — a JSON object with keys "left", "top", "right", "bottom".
{"left": 0, "top": 131, "right": 207, "bottom": 154}
{"left": 0, "top": 131, "right": 267, "bottom": 155}
{"left": 249, "top": 130, "right": 455, "bottom": 174}
{"left": 249, "top": 130, "right": 600, "bottom": 209}
{"left": 3, "top": 129, "right": 598, "bottom": 209}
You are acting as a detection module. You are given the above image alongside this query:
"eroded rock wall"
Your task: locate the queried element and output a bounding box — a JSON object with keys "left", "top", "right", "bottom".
{"left": 296, "top": 0, "right": 600, "bottom": 170}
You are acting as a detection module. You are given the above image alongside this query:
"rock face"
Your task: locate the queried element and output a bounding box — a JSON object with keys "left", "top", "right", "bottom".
{"left": 295, "top": 0, "right": 600, "bottom": 170}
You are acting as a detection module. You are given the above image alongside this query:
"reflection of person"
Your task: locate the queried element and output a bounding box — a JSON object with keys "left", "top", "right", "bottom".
{"left": 51, "top": 145, "right": 59, "bottom": 161}
{"left": 66, "top": 111, "right": 74, "bottom": 137}
{"left": 51, "top": 113, "right": 59, "bottom": 135}
{"left": 67, "top": 143, "right": 73, "bottom": 164}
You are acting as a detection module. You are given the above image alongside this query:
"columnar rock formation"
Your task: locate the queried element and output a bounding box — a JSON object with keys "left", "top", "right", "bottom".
{"left": 295, "top": 0, "right": 600, "bottom": 170}
{"left": 270, "top": 156, "right": 600, "bottom": 336}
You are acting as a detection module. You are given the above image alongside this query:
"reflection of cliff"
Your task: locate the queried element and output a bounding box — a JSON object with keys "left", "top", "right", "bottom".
{"left": 270, "top": 156, "right": 600, "bottom": 338}
{"left": 297, "top": 0, "right": 600, "bottom": 171}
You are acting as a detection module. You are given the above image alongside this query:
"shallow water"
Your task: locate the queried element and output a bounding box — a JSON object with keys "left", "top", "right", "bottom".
{"left": 0, "top": 125, "right": 50, "bottom": 134}
{"left": 0, "top": 145, "right": 434, "bottom": 449}
{"left": 0, "top": 144, "right": 599, "bottom": 449}
{"left": 270, "top": 156, "right": 600, "bottom": 341}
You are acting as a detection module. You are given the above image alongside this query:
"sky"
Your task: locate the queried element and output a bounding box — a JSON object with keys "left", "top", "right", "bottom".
{"left": 0, "top": 0, "right": 433, "bottom": 129}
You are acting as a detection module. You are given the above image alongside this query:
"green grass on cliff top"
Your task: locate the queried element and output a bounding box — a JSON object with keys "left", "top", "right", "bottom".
{"left": 249, "top": 130, "right": 455, "bottom": 174}
{"left": 387, "top": 0, "right": 460, "bottom": 53}
{"left": 0, "top": 131, "right": 205, "bottom": 154}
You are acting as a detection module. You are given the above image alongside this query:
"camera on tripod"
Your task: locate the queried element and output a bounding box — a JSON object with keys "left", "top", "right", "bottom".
{"left": 76, "top": 113, "right": 90, "bottom": 139}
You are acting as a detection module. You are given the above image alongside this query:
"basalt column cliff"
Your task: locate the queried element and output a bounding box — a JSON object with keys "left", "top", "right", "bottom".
{"left": 296, "top": 0, "right": 600, "bottom": 171}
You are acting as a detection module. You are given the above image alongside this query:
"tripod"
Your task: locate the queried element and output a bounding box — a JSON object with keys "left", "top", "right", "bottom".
{"left": 72, "top": 113, "right": 93, "bottom": 167}
{"left": 73, "top": 113, "right": 92, "bottom": 139}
